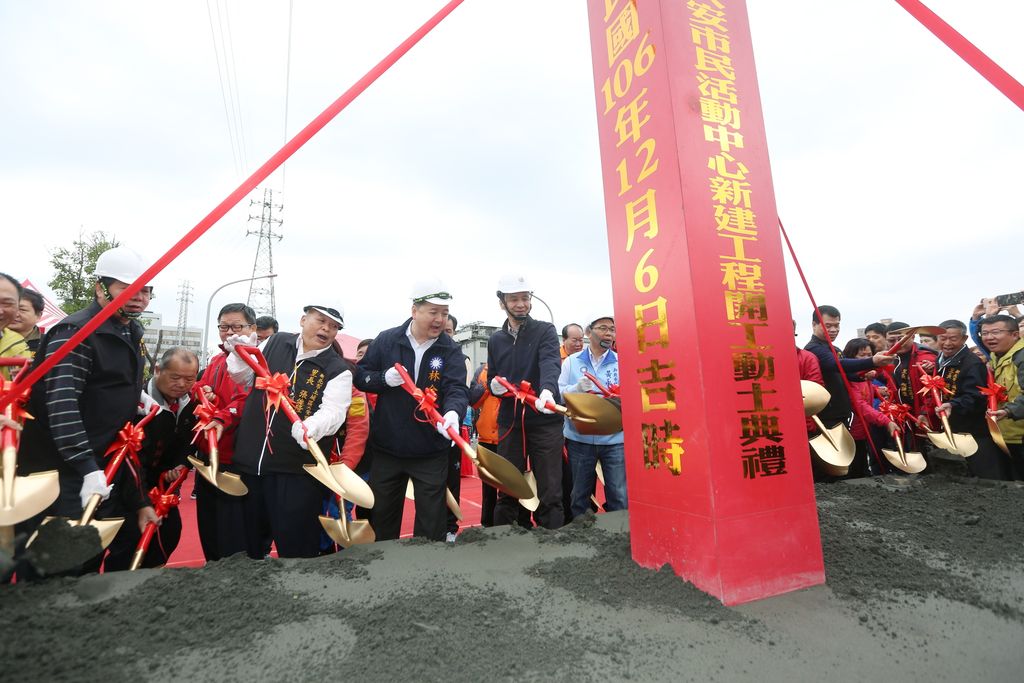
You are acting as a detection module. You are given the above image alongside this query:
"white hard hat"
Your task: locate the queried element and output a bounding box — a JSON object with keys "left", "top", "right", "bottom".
{"left": 410, "top": 278, "right": 452, "bottom": 305}
{"left": 496, "top": 273, "right": 532, "bottom": 295}
{"left": 303, "top": 304, "right": 344, "bottom": 328}
{"left": 588, "top": 314, "right": 615, "bottom": 329}
{"left": 93, "top": 246, "right": 147, "bottom": 285}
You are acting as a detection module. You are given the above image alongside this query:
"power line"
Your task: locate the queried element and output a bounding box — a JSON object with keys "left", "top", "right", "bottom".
{"left": 281, "top": 0, "right": 294, "bottom": 194}
{"left": 222, "top": 0, "right": 249, "bottom": 170}
{"left": 206, "top": 0, "right": 240, "bottom": 175}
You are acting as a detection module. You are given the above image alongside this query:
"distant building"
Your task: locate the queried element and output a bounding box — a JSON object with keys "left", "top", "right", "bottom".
{"left": 452, "top": 321, "right": 498, "bottom": 371}
{"left": 139, "top": 311, "right": 203, "bottom": 362}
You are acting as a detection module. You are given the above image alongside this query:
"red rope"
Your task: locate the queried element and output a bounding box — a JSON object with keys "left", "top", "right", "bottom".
{"left": 779, "top": 219, "right": 886, "bottom": 474}
{"left": 0, "top": 0, "right": 467, "bottom": 413}
{"left": 893, "top": 0, "right": 1024, "bottom": 111}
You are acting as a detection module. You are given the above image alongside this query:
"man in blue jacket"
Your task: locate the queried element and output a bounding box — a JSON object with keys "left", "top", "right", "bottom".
{"left": 558, "top": 315, "right": 626, "bottom": 518}
{"left": 354, "top": 279, "right": 468, "bottom": 541}
{"left": 487, "top": 274, "right": 564, "bottom": 529}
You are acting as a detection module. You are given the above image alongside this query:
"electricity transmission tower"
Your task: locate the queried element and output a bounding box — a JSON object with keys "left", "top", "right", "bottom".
{"left": 176, "top": 280, "right": 194, "bottom": 339}
{"left": 246, "top": 187, "right": 283, "bottom": 317}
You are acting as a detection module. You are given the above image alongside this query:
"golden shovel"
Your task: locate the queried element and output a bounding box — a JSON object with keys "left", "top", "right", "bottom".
{"left": 562, "top": 393, "right": 622, "bottom": 436}
{"left": 328, "top": 462, "right": 374, "bottom": 509}
{"left": 519, "top": 470, "right": 540, "bottom": 512}
{"left": 475, "top": 443, "right": 536, "bottom": 501}
{"left": 0, "top": 426, "right": 59, "bottom": 526}
{"left": 301, "top": 438, "right": 351, "bottom": 499}
{"left": 187, "top": 438, "right": 247, "bottom": 497}
{"left": 405, "top": 478, "right": 462, "bottom": 521}
{"left": 800, "top": 381, "right": 855, "bottom": 474}
{"left": 319, "top": 500, "right": 375, "bottom": 548}
{"left": 882, "top": 431, "right": 926, "bottom": 474}
{"left": 987, "top": 416, "right": 1010, "bottom": 456}
{"left": 924, "top": 413, "right": 978, "bottom": 458}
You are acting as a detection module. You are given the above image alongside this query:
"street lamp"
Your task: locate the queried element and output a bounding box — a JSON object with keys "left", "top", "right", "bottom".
{"left": 532, "top": 294, "right": 555, "bottom": 325}
{"left": 200, "top": 273, "right": 278, "bottom": 364}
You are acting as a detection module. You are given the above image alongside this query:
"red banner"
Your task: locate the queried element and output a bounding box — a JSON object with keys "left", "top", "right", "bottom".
{"left": 587, "top": 0, "right": 824, "bottom": 605}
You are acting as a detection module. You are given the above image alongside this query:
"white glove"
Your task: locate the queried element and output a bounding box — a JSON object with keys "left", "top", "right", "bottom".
{"left": 576, "top": 376, "right": 594, "bottom": 393}
{"left": 384, "top": 367, "right": 405, "bottom": 387}
{"left": 80, "top": 470, "right": 113, "bottom": 508}
{"left": 137, "top": 391, "right": 162, "bottom": 416}
{"left": 436, "top": 410, "right": 459, "bottom": 438}
{"left": 291, "top": 421, "right": 310, "bottom": 450}
{"left": 490, "top": 377, "right": 508, "bottom": 396}
{"left": 223, "top": 332, "right": 257, "bottom": 353}
{"left": 535, "top": 389, "right": 556, "bottom": 415}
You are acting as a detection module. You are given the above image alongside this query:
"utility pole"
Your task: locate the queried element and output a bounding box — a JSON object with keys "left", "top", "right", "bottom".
{"left": 245, "top": 187, "right": 283, "bottom": 317}
{"left": 176, "top": 280, "right": 194, "bottom": 340}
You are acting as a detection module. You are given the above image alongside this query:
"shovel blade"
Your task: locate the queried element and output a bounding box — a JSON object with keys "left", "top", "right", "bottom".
{"left": 800, "top": 380, "right": 830, "bottom": 417}
{"left": 563, "top": 394, "right": 622, "bottom": 435}
{"left": 595, "top": 461, "right": 605, "bottom": 486}
{"left": 988, "top": 416, "right": 1011, "bottom": 456}
{"left": 319, "top": 515, "right": 351, "bottom": 546}
{"left": 188, "top": 457, "right": 248, "bottom": 496}
{"left": 809, "top": 424, "right": 855, "bottom": 467}
{"left": 328, "top": 463, "right": 374, "bottom": 508}
{"left": 302, "top": 463, "right": 347, "bottom": 498}
{"left": 925, "top": 430, "right": 978, "bottom": 458}
{"left": 518, "top": 470, "right": 540, "bottom": 512}
{"left": 475, "top": 445, "right": 536, "bottom": 500}
{"left": 0, "top": 470, "right": 59, "bottom": 526}
{"left": 882, "top": 448, "right": 926, "bottom": 474}
{"left": 405, "top": 479, "right": 463, "bottom": 520}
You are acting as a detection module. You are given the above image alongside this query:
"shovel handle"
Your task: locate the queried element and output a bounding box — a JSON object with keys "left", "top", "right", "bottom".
{"left": 79, "top": 492, "right": 102, "bottom": 527}
{"left": 582, "top": 371, "right": 616, "bottom": 398}
{"left": 883, "top": 329, "right": 917, "bottom": 356}
{"left": 235, "top": 344, "right": 303, "bottom": 424}
{"left": 130, "top": 523, "right": 158, "bottom": 571}
{"left": 393, "top": 364, "right": 475, "bottom": 458}
{"left": 495, "top": 375, "right": 567, "bottom": 415}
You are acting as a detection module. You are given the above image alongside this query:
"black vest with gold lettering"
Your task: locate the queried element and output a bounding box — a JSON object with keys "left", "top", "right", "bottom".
{"left": 233, "top": 332, "right": 348, "bottom": 475}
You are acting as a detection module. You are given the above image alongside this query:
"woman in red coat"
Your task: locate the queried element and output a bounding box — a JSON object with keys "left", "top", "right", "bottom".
{"left": 842, "top": 338, "right": 897, "bottom": 477}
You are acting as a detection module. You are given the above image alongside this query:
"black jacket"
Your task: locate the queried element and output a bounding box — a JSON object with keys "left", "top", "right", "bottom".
{"left": 803, "top": 336, "right": 874, "bottom": 427}
{"left": 234, "top": 333, "right": 351, "bottom": 475}
{"left": 487, "top": 316, "right": 562, "bottom": 429}
{"left": 19, "top": 300, "right": 145, "bottom": 476}
{"left": 938, "top": 345, "right": 988, "bottom": 436}
{"left": 354, "top": 320, "right": 468, "bottom": 458}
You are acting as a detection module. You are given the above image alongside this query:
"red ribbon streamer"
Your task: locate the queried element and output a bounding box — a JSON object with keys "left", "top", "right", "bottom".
{"left": 980, "top": 368, "right": 1008, "bottom": 409}
{"left": 894, "top": 0, "right": 1024, "bottom": 111}
{"left": 0, "top": 0, "right": 467, "bottom": 414}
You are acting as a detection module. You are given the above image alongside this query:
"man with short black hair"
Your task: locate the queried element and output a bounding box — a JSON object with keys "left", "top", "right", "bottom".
{"left": 804, "top": 306, "right": 894, "bottom": 480}
{"left": 560, "top": 323, "right": 584, "bottom": 360}
{"left": 488, "top": 274, "right": 564, "bottom": 528}
{"left": 934, "top": 320, "right": 1010, "bottom": 480}
{"left": 228, "top": 304, "right": 353, "bottom": 558}
{"left": 193, "top": 302, "right": 255, "bottom": 560}
{"left": 5, "top": 288, "right": 44, "bottom": 354}
{"left": 354, "top": 280, "right": 468, "bottom": 542}
{"left": 0, "top": 273, "right": 31, "bottom": 376}
{"left": 982, "top": 314, "right": 1024, "bottom": 479}
{"left": 884, "top": 320, "right": 938, "bottom": 433}
{"left": 255, "top": 316, "right": 279, "bottom": 343}
{"left": 864, "top": 322, "right": 888, "bottom": 354}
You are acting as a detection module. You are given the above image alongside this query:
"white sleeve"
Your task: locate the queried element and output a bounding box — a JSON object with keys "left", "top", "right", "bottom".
{"left": 302, "top": 369, "right": 353, "bottom": 442}
{"left": 558, "top": 356, "right": 575, "bottom": 395}
{"left": 225, "top": 335, "right": 267, "bottom": 387}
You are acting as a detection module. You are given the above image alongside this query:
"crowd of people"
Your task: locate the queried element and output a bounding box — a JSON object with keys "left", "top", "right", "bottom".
{"left": 0, "top": 248, "right": 625, "bottom": 576}
{"left": 801, "top": 301, "right": 1024, "bottom": 483}
{"left": 1, "top": 245, "right": 1021, "bottom": 578}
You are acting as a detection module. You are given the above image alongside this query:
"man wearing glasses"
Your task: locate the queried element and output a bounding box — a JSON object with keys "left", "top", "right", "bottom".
{"left": 18, "top": 246, "right": 159, "bottom": 568}
{"left": 487, "top": 274, "right": 565, "bottom": 529}
{"left": 558, "top": 315, "right": 627, "bottom": 518}
{"left": 982, "top": 314, "right": 1024, "bottom": 479}
{"left": 354, "top": 279, "right": 468, "bottom": 542}
{"left": 193, "top": 303, "right": 256, "bottom": 560}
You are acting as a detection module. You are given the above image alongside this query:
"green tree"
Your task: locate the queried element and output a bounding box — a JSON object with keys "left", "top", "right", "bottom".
{"left": 47, "top": 231, "right": 120, "bottom": 314}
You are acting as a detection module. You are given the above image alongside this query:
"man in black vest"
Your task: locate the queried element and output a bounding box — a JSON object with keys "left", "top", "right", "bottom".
{"left": 227, "top": 304, "right": 352, "bottom": 559}
{"left": 934, "top": 319, "right": 1011, "bottom": 480}
{"left": 18, "top": 247, "right": 160, "bottom": 553}
{"left": 487, "top": 274, "right": 565, "bottom": 529}
{"left": 354, "top": 280, "right": 468, "bottom": 542}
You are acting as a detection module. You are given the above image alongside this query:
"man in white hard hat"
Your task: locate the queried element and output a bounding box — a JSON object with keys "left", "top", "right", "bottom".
{"left": 226, "top": 303, "right": 353, "bottom": 558}
{"left": 354, "top": 279, "right": 469, "bottom": 542}
{"left": 487, "top": 274, "right": 565, "bottom": 529}
{"left": 18, "top": 246, "right": 159, "bottom": 572}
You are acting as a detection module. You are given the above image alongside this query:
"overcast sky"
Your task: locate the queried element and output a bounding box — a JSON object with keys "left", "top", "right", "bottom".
{"left": 3, "top": 0, "right": 1021, "bottom": 352}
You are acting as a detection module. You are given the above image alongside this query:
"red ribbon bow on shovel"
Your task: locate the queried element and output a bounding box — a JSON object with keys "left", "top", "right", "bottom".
{"left": 104, "top": 403, "right": 160, "bottom": 487}
{"left": 980, "top": 372, "right": 1009, "bottom": 408}
{"left": 916, "top": 369, "right": 953, "bottom": 399}
{"left": 130, "top": 467, "right": 189, "bottom": 571}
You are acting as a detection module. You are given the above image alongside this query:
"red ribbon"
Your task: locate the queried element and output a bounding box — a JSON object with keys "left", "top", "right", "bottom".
{"left": 980, "top": 369, "right": 1008, "bottom": 410}
{"left": 0, "top": 0, "right": 467, "bottom": 416}
{"left": 256, "top": 372, "right": 293, "bottom": 415}
{"left": 148, "top": 485, "right": 181, "bottom": 518}
{"left": 103, "top": 404, "right": 159, "bottom": 486}
{"left": 916, "top": 369, "right": 952, "bottom": 399}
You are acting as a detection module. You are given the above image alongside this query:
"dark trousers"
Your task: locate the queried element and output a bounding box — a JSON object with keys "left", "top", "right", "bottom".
{"left": 195, "top": 471, "right": 249, "bottom": 561}
{"left": 1007, "top": 442, "right": 1024, "bottom": 481}
{"left": 479, "top": 441, "right": 497, "bottom": 527}
{"left": 445, "top": 445, "right": 462, "bottom": 535}
{"left": 370, "top": 446, "right": 447, "bottom": 542}
{"left": 964, "top": 433, "right": 1012, "bottom": 481}
{"left": 240, "top": 472, "right": 327, "bottom": 559}
{"left": 494, "top": 418, "right": 564, "bottom": 529}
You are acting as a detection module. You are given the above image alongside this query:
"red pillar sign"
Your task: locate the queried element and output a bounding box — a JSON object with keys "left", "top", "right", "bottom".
{"left": 586, "top": 0, "right": 825, "bottom": 605}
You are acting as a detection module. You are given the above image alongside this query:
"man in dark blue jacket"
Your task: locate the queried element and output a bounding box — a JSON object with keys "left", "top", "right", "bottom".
{"left": 487, "top": 274, "right": 564, "bottom": 529}
{"left": 354, "top": 280, "right": 468, "bottom": 541}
